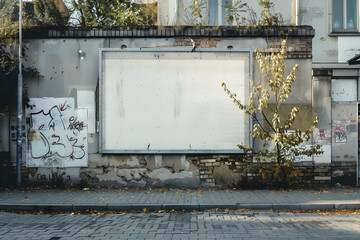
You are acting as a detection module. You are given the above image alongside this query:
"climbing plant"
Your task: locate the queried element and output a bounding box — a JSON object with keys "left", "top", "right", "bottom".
{"left": 223, "top": 0, "right": 248, "bottom": 25}
{"left": 223, "top": 0, "right": 283, "bottom": 27}
{"left": 183, "top": 0, "right": 207, "bottom": 26}
{"left": 257, "top": 0, "right": 283, "bottom": 26}
{"left": 183, "top": 0, "right": 284, "bottom": 27}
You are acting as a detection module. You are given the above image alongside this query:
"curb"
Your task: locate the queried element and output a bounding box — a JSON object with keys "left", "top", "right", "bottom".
{"left": 1, "top": 203, "right": 360, "bottom": 212}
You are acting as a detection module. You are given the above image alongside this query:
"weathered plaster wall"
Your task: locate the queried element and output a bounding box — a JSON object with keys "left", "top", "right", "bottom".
{"left": 17, "top": 27, "right": 328, "bottom": 188}
{"left": 79, "top": 154, "right": 200, "bottom": 187}
{"left": 299, "top": 0, "right": 338, "bottom": 63}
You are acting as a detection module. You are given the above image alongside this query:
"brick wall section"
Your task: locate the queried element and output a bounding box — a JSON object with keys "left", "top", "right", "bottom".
{"left": 175, "top": 37, "right": 219, "bottom": 48}
{"left": 266, "top": 37, "right": 313, "bottom": 59}
{"left": 187, "top": 155, "right": 252, "bottom": 184}
{"left": 187, "top": 155, "right": 357, "bottom": 187}
{"left": 331, "top": 161, "right": 357, "bottom": 185}
{"left": 174, "top": 36, "right": 312, "bottom": 55}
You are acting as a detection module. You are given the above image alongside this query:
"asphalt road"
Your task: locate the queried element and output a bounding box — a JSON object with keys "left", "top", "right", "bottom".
{"left": 0, "top": 211, "right": 360, "bottom": 239}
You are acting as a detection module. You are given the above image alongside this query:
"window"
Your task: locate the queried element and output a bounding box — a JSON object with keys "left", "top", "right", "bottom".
{"left": 333, "top": 0, "right": 359, "bottom": 31}
{"left": 208, "top": 0, "right": 232, "bottom": 26}
{"left": 209, "top": 0, "right": 219, "bottom": 25}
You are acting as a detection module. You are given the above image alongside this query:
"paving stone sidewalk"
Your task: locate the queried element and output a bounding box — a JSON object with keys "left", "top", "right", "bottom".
{"left": 0, "top": 187, "right": 360, "bottom": 211}
{"left": 1, "top": 211, "right": 360, "bottom": 239}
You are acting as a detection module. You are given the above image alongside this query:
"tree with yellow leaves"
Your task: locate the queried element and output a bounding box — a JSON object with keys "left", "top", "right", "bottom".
{"left": 222, "top": 40, "right": 323, "bottom": 187}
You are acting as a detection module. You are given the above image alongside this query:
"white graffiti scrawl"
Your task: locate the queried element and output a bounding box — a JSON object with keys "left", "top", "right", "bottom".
{"left": 26, "top": 98, "right": 88, "bottom": 167}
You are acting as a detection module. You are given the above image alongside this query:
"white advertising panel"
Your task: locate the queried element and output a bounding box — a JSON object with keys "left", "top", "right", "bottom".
{"left": 100, "top": 50, "right": 250, "bottom": 152}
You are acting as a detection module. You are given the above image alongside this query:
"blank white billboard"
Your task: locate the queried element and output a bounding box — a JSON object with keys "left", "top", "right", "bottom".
{"left": 100, "top": 50, "right": 250, "bottom": 153}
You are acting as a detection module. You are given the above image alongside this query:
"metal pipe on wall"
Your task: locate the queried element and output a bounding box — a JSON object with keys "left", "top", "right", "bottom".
{"left": 174, "top": 0, "right": 179, "bottom": 25}
{"left": 17, "top": 0, "right": 23, "bottom": 187}
{"left": 358, "top": 69, "right": 360, "bottom": 186}
{"left": 296, "top": 0, "right": 299, "bottom": 25}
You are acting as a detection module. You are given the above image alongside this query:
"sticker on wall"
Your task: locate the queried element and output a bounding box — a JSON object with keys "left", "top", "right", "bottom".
{"left": 313, "top": 128, "right": 331, "bottom": 144}
{"left": 333, "top": 120, "right": 348, "bottom": 144}
{"left": 26, "top": 98, "right": 88, "bottom": 167}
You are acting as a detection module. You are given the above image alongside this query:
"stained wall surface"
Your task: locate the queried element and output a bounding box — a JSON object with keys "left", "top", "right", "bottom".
{"left": 16, "top": 27, "right": 316, "bottom": 187}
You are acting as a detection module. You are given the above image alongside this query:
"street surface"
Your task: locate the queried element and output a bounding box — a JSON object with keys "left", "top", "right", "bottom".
{"left": 0, "top": 211, "right": 359, "bottom": 239}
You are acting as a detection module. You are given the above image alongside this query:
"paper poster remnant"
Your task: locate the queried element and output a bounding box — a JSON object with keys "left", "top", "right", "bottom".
{"left": 285, "top": 131, "right": 311, "bottom": 161}
{"left": 313, "top": 128, "right": 331, "bottom": 144}
{"left": 77, "top": 90, "right": 96, "bottom": 134}
{"left": 313, "top": 145, "right": 331, "bottom": 163}
{"left": 26, "top": 98, "right": 88, "bottom": 167}
{"left": 292, "top": 144, "right": 331, "bottom": 163}
{"left": 333, "top": 120, "right": 347, "bottom": 143}
{"left": 293, "top": 144, "right": 312, "bottom": 161}
{"left": 331, "top": 79, "right": 357, "bottom": 101}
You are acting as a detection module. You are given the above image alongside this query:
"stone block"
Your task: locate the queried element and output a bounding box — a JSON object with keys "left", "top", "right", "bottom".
{"left": 200, "top": 159, "right": 216, "bottom": 163}
{"left": 314, "top": 176, "right": 331, "bottom": 181}
{"left": 213, "top": 163, "right": 243, "bottom": 187}
{"left": 314, "top": 168, "right": 330, "bottom": 173}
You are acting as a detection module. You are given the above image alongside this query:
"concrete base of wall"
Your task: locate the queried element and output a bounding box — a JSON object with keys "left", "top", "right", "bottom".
{"left": 22, "top": 154, "right": 357, "bottom": 188}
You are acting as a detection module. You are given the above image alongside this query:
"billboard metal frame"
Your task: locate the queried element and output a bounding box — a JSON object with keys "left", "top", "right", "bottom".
{"left": 99, "top": 47, "right": 253, "bottom": 154}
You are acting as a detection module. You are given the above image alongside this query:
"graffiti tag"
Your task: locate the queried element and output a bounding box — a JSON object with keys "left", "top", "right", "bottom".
{"left": 26, "top": 98, "right": 88, "bottom": 167}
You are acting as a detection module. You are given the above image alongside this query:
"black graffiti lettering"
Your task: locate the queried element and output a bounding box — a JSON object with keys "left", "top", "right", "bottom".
{"left": 35, "top": 172, "right": 71, "bottom": 182}
{"left": 68, "top": 116, "right": 85, "bottom": 131}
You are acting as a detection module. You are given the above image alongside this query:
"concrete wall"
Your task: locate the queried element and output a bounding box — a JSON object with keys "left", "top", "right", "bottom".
{"left": 298, "top": 0, "right": 339, "bottom": 63}
{"left": 331, "top": 102, "right": 358, "bottom": 161}
{"left": 15, "top": 27, "right": 316, "bottom": 187}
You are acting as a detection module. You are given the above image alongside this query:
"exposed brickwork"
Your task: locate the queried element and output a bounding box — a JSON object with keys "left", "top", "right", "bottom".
{"left": 175, "top": 37, "right": 219, "bottom": 48}
{"left": 313, "top": 69, "right": 332, "bottom": 77}
{"left": 331, "top": 161, "right": 357, "bottom": 185}
{"left": 266, "top": 37, "right": 313, "bottom": 59}
{"left": 187, "top": 155, "right": 356, "bottom": 188}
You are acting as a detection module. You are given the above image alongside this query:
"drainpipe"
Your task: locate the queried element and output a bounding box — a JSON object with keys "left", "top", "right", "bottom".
{"left": 358, "top": 69, "right": 360, "bottom": 186}
{"left": 17, "top": 0, "right": 23, "bottom": 187}
{"left": 174, "top": 0, "right": 179, "bottom": 25}
{"left": 296, "top": 0, "right": 299, "bottom": 25}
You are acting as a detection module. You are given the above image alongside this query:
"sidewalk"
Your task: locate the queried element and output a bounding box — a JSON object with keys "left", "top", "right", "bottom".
{"left": 0, "top": 187, "right": 360, "bottom": 212}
